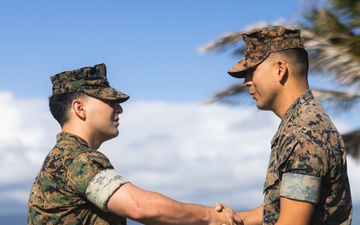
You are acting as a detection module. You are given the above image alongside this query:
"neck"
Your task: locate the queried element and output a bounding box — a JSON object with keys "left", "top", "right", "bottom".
{"left": 62, "top": 123, "right": 103, "bottom": 150}
{"left": 273, "top": 88, "right": 308, "bottom": 119}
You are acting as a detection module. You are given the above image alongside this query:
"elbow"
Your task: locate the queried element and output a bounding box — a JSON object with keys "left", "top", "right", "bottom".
{"left": 120, "top": 201, "right": 158, "bottom": 222}
{"left": 126, "top": 205, "right": 149, "bottom": 221}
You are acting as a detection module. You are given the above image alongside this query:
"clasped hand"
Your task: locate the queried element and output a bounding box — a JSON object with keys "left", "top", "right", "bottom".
{"left": 213, "top": 203, "right": 243, "bottom": 225}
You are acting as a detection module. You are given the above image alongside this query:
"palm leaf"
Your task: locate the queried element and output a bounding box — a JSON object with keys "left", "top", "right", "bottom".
{"left": 204, "top": 84, "right": 252, "bottom": 106}
{"left": 301, "top": 8, "right": 360, "bottom": 86}
{"left": 341, "top": 130, "right": 360, "bottom": 159}
{"left": 198, "top": 23, "right": 285, "bottom": 56}
{"left": 329, "top": 0, "right": 360, "bottom": 29}
{"left": 311, "top": 89, "right": 360, "bottom": 113}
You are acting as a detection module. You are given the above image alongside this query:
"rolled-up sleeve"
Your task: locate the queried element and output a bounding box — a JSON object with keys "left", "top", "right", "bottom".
{"left": 280, "top": 173, "right": 321, "bottom": 204}
{"left": 85, "top": 169, "right": 129, "bottom": 211}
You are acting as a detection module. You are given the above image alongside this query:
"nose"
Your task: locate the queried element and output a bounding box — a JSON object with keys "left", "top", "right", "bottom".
{"left": 114, "top": 102, "right": 123, "bottom": 114}
{"left": 243, "top": 73, "right": 253, "bottom": 87}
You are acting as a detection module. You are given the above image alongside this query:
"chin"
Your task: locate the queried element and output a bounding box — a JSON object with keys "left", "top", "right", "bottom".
{"left": 112, "top": 130, "right": 119, "bottom": 138}
{"left": 106, "top": 130, "right": 119, "bottom": 140}
{"left": 256, "top": 102, "right": 264, "bottom": 110}
{"left": 256, "top": 103, "right": 270, "bottom": 111}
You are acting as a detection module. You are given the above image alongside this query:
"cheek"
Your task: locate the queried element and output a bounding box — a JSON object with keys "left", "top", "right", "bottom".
{"left": 252, "top": 76, "right": 263, "bottom": 90}
{"left": 87, "top": 105, "right": 108, "bottom": 123}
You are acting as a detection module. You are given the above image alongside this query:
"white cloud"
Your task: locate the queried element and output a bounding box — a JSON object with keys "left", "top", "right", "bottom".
{"left": 0, "top": 92, "right": 359, "bottom": 215}
{"left": 0, "top": 92, "right": 59, "bottom": 184}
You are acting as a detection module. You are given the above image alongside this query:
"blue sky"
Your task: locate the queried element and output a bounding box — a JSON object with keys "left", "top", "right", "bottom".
{"left": 0, "top": 0, "right": 302, "bottom": 102}
{"left": 1, "top": 1, "right": 359, "bottom": 224}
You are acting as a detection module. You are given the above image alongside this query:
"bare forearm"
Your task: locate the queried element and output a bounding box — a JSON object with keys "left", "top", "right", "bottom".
{"left": 134, "top": 192, "right": 212, "bottom": 225}
{"left": 108, "top": 183, "right": 240, "bottom": 225}
{"left": 237, "top": 205, "right": 262, "bottom": 225}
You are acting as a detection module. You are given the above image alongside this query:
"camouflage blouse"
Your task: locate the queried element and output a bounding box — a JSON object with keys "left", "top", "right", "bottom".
{"left": 263, "top": 90, "right": 352, "bottom": 224}
{"left": 28, "top": 132, "right": 129, "bottom": 225}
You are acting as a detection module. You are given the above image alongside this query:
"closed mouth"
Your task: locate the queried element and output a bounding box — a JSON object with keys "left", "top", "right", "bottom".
{"left": 249, "top": 92, "right": 256, "bottom": 99}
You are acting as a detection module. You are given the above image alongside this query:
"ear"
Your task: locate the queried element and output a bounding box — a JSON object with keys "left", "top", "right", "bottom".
{"left": 71, "top": 99, "right": 87, "bottom": 120}
{"left": 275, "top": 59, "right": 288, "bottom": 83}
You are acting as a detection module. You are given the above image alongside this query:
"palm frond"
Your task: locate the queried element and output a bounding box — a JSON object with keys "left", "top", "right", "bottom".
{"left": 302, "top": 5, "right": 360, "bottom": 81}
{"left": 303, "top": 7, "right": 354, "bottom": 42}
{"left": 301, "top": 29, "right": 360, "bottom": 86}
{"left": 311, "top": 89, "right": 360, "bottom": 113}
{"left": 198, "top": 32, "right": 244, "bottom": 56}
{"left": 341, "top": 129, "right": 360, "bottom": 159}
{"left": 329, "top": 0, "right": 360, "bottom": 29}
{"left": 198, "top": 23, "right": 287, "bottom": 56}
{"left": 204, "top": 84, "right": 253, "bottom": 106}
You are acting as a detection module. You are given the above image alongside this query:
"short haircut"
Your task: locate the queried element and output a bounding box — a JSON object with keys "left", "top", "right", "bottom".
{"left": 49, "top": 92, "right": 86, "bottom": 127}
{"left": 270, "top": 48, "right": 309, "bottom": 78}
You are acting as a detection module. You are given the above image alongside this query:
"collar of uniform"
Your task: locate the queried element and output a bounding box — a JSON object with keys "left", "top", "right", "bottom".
{"left": 56, "top": 132, "right": 90, "bottom": 149}
{"left": 271, "top": 89, "right": 314, "bottom": 145}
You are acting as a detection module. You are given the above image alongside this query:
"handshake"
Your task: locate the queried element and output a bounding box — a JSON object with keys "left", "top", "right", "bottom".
{"left": 209, "top": 203, "right": 244, "bottom": 225}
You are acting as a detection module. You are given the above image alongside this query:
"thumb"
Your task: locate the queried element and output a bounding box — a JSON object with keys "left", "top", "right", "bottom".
{"left": 214, "top": 202, "right": 224, "bottom": 212}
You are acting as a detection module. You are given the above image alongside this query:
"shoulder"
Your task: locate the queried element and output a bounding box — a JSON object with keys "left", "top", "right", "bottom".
{"left": 286, "top": 97, "right": 343, "bottom": 149}
{"left": 69, "top": 150, "right": 114, "bottom": 173}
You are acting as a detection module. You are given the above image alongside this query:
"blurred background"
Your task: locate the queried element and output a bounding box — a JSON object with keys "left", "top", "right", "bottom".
{"left": 0, "top": 0, "right": 359, "bottom": 224}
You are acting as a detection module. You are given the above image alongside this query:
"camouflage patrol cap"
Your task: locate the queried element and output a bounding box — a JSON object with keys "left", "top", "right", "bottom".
{"left": 50, "top": 63, "right": 129, "bottom": 103}
{"left": 228, "top": 26, "right": 305, "bottom": 78}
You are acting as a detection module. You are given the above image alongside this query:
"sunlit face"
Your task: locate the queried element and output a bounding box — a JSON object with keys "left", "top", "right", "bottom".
{"left": 243, "top": 58, "right": 279, "bottom": 111}
{"left": 84, "top": 96, "right": 123, "bottom": 142}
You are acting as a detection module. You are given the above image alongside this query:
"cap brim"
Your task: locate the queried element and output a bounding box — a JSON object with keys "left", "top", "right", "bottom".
{"left": 84, "top": 87, "right": 130, "bottom": 103}
{"left": 227, "top": 60, "right": 247, "bottom": 78}
{"left": 227, "top": 55, "right": 267, "bottom": 78}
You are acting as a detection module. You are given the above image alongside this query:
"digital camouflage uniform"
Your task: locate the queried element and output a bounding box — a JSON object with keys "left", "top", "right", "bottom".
{"left": 227, "top": 27, "right": 353, "bottom": 224}
{"left": 28, "top": 132, "right": 129, "bottom": 225}
{"left": 28, "top": 64, "right": 130, "bottom": 225}
{"left": 263, "top": 90, "right": 352, "bottom": 224}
